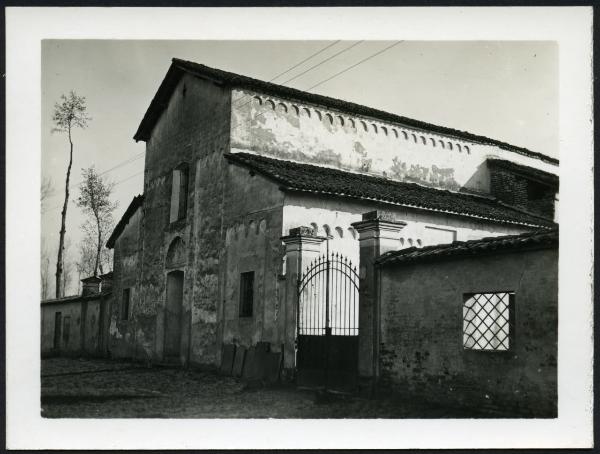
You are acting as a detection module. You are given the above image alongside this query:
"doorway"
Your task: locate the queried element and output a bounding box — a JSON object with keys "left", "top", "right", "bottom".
{"left": 164, "top": 270, "right": 184, "bottom": 359}
{"left": 53, "top": 312, "right": 62, "bottom": 352}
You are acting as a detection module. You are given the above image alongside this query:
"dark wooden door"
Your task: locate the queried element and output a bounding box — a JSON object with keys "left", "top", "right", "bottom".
{"left": 53, "top": 312, "right": 62, "bottom": 352}
{"left": 164, "top": 270, "right": 184, "bottom": 359}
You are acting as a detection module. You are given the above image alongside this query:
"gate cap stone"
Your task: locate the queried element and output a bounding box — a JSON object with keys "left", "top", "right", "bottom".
{"left": 361, "top": 210, "right": 398, "bottom": 222}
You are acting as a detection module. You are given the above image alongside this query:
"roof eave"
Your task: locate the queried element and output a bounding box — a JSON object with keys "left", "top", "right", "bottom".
{"left": 133, "top": 64, "right": 186, "bottom": 142}
{"left": 376, "top": 239, "right": 558, "bottom": 267}
{"left": 280, "top": 186, "right": 554, "bottom": 230}
{"left": 224, "top": 153, "right": 555, "bottom": 230}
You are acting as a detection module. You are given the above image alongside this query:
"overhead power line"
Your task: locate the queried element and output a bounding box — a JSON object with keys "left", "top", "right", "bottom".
{"left": 44, "top": 42, "right": 345, "bottom": 212}
{"left": 229, "top": 41, "right": 403, "bottom": 135}
{"left": 306, "top": 41, "right": 403, "bottom": 91}
{"left": 42, "top": 41, "right": 403, "bottom": 215}
{"left": 42, "top": 170, "right": 145, "bottom": 215}
{"left": 232, "top": 40, "right": 341, "bottom": 108}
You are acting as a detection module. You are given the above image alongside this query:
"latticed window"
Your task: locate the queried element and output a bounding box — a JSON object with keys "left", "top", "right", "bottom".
{"left": 463, "top": 292, "right": 514, "bottom": 351}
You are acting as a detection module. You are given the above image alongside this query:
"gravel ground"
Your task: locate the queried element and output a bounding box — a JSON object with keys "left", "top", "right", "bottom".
{"left": 41, "top": 358, "right": 483, "bottom": 418}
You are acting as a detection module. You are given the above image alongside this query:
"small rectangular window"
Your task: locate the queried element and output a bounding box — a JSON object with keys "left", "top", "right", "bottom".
{"left": 178, "top": 168, "right": 188, "bottom": 220}
{"left": 239, "top": 271, "right": 254, "bottom": 317}
{"left": 170, "top": 166, "right": 189, "bottom": 223}
{"left": 122, "top": 288, "right": 131, "bottom": 321}
{"left": 463, "top": 292, "right": 514, "bottom": 351}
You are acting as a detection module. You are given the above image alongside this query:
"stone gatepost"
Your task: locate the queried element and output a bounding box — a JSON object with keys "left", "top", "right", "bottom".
{"left": 280, "top": 226, "right": 326, "bottom": 378}
{"left": 351, "top": 211, "right": 406, "bottom": 395}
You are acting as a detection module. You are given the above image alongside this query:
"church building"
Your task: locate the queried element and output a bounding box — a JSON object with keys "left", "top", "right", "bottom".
{"left": 106, "top": 58, "right": 558, "bottom": 392}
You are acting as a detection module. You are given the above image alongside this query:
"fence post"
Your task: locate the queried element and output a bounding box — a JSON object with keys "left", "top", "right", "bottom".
{"left": 280, "top": 226, "right": 326, "bottom": 379}
{"left": 351, "top": 211, "right": 406, "bottom": 395}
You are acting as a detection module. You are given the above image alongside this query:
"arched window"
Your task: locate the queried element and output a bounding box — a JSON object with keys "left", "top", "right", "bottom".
{"left": 170, "top": 163, "right": 189, "bottom": 223}
{"left": 166, "top": 237, "right": 186, "bottom": 268}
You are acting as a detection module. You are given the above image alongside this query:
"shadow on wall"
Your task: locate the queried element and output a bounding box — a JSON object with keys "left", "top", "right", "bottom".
{"left": 462, "top": 161, "right": 491, "bottom": 194}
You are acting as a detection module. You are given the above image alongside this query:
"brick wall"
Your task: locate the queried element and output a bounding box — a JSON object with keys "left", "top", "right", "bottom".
{"left": 489, "top": 167, "right": 556, "bottom": 218}
{"left": 378, "top": 247, "right": 558, "bottom": 417}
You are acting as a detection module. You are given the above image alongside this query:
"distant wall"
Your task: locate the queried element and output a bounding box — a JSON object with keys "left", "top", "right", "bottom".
{"left": 231, "top": 89, "right": 558, "bottom": 194}
{"left": 41, "top": 293, "right": 112, "bottom": 358}
{"left": 378, "top": 247, "right": 558, "bottom": 417}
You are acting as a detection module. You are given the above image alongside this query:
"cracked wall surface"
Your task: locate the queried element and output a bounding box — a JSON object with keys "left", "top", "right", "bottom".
{"left": 230, "top": 89, "right": 558, "bottom": 194}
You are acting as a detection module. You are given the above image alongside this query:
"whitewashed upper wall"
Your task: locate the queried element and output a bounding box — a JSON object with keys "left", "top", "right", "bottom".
{"left": 230, "top": 89, "right": 558, "bottom": 194}
{"left": 282, "top": 193, "right": 530, "bottom": 269}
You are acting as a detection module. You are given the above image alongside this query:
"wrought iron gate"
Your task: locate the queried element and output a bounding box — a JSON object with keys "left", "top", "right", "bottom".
{"left": 296, "top": 252, "right": 359, "bottom": 392}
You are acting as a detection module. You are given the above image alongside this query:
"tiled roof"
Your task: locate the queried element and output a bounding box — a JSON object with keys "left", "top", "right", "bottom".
{"left": 487, "top": 158, "right": 559, "bottom": 187}
{"left": 225, "top": 152, "right": 556, "bottom": 228}
{"left": 134, "top": 58, "right": 558, "bottom": 165}
{"left": 376, "top": 229, "right": 558, "bottom": 267}
{"left": 106, "top": 195, "right": 144, "bottom": 249}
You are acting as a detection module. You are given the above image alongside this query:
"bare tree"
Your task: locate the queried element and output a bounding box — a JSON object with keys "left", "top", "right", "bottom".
{"left": 41, "top": 240, "right": 52, "bottom": 300}
{"left": 76, "top": 225, "right": 101, "bottom": 278}
{"left": 77, "top": 166, "right": 117, "bottom": 277}
{"left": 62, "top": 237, "right": 74, "bottom": 296}
{"left": 52, "top": 91, "right": 91, "bottom": 298}
{"left": 76, "top": 226, "right": 114, "bottom": 280}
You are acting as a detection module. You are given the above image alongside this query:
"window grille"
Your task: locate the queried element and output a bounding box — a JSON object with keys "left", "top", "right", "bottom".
{"left": 239, "top": 271, "right": 254, "bottom": 317}
{"left": 122, "top": 288, "right": 131, "bottom": 321}
{"left": 463, "top": 292, "right": 514, "bottom": 351}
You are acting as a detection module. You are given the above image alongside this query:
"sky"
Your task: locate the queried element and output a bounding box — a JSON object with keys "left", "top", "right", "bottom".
{"left": 41, "top": 40, "right": 558, "bottom": 295}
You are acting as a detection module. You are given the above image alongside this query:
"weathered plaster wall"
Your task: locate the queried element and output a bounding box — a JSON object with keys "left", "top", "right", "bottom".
{"left": 110, "top": 208, "right": 143, "bottom": 359}
{"left": 220, "top": 165, "right": 285, "bottom": 355}
{"left": 230, "top": 89, "right": 558, "bottom": 194}
{"left": 282, "top": 192, "right": 532, "bottom": 267}
{"left": 41, "top": 294, "right": 112, "bottom": 357}
{"left": 378, "top": 248, "right": 558, "bottom": 417}
{"left": 41, "top": 302, "right": 82, "bottom": 356}
{"left": 139, "top": 73, "right": 231, "bottom": 366}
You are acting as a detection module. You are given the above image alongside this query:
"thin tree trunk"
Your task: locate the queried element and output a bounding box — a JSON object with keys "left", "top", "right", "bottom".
{"left": 94, "top": 212, "right": 102, "bottom": 277}
{"left": 55, "top": 127, "right": 73, "bottom": 298}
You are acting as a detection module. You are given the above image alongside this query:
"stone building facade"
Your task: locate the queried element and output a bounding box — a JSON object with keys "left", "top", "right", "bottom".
{"left": 106, "top": 58, "right": 558, "bottom": 389}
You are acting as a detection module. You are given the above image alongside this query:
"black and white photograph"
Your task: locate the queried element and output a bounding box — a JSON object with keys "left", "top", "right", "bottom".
{"left": 5, "top": 6, "right": 594, "bottom": 450}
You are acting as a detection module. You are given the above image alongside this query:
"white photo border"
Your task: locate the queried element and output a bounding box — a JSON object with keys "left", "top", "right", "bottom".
{"left": 5, "top": 6, "right": 593, "bottom": 449}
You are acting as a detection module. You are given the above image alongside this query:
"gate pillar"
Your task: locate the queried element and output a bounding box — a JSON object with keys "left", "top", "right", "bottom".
{"left": 280, "top": 226, "right": 326, "bottom": 375}
{"left": 352, "top": 211, "right": 406, "bottom": 395}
